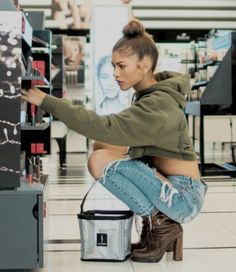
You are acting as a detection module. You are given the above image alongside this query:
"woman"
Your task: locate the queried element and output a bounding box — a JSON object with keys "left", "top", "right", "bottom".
{"left": 21, "top": 19, "right": 207, "bottom": 263}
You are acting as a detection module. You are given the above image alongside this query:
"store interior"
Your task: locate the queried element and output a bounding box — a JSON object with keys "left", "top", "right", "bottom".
{"left": 0, "top": 0, "right": 236, "bottom": 271}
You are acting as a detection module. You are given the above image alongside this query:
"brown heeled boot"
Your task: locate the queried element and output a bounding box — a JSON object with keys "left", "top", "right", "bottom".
{"left": 131, "top": 216, "right": 150, "bottom": 251}
{"left": 131, "top": 212, "right": 183, "bottom": 263}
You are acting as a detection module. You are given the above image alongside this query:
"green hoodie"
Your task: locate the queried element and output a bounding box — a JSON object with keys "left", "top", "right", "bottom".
{"left": 41, "top": 71, "right": 197, "bottom": 161}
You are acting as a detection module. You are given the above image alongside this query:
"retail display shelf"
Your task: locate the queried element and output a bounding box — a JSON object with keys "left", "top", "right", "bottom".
{"left": 223, "top": 162, "right": 236, "bottom": 171}
{"left": 191, "top": 80, "right": 208, "bottom": 89}
{"left": 180, "top": 59, "right": 195, "bottom": 64}
{"left": 0, "top": 10, "right": 52, "bottom": 269}
{"left": 22, "top": 75, "right": 50, "bottom": 86}
{"left": 34, "top": 85, "right": 52, "bottom": 90}
{"left": 31, "top": 47, "right": 50, "bottom": 54}
{"left": 21, "top": 122, "right": 50, "bottom": 131}
{"left": 199, "top": 163, "right": 236, "bottom": 177}
{"left": 32, "top": 35, "right": 49, "bottom": 47}
{"left": 197, "top": 60, "right": 221, "bottom": 69}
{"left": 17, "top": 175, "right": 49, "bottom": 192}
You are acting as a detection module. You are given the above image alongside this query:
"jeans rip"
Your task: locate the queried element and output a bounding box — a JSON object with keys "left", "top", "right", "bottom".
{"left": 159, "top": 180, "right": 179, "bottom": 207}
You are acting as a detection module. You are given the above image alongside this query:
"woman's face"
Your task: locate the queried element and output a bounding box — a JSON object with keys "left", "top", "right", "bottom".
{"left": 112, "top": 51, "right": 143, "bottom": 91}
{"left": 99, "top": 61, "right": 120, "bottom": 99}
{"left": 68, "top": 41, "right": 80, "bottom": 62}
{"left": 64, "top": 40, "right": 82, "bottom": 65}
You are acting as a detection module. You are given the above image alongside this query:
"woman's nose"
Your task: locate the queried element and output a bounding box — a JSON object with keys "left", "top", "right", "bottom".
{"left": 113, "top": 67, "right": 119, "bottom": 78}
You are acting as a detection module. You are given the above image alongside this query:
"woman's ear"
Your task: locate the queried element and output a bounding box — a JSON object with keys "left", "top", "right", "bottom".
{"left": 139, "top": 56, "right": 152, "bottom": 74}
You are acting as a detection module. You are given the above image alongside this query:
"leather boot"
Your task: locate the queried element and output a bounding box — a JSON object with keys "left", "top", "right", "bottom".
{"left": 131, "top": 212, "right": 183, "bottom": 263}
{"left": 131, "top": 216, "right": 150, "bottom": 251}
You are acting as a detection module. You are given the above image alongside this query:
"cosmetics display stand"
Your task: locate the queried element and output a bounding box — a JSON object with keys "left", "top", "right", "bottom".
{"left": 0, "top": 10, "right": 51, "bottom": 269}
{"left": 185, "top": 32, "right": 236, "bottom": 176}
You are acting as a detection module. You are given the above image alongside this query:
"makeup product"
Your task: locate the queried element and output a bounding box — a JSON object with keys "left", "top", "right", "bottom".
{"left": 31, "top": 143, "right": 36, "bottom": 153}
{"left": 35, "top": 156, "right": 41, "bottom": 179}
{"left": 31, "top": 104, "right": 35, "bottom": 125}
{"left": 26, "top": 56, "right": 33, "bottom": 76}
{"left": 28, "top": 158, "right": 33, "bottom": 184}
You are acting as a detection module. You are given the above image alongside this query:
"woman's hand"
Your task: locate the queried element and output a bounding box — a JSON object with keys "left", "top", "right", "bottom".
{"left": 21, "top": 87, "right": 46, "bottom": 106}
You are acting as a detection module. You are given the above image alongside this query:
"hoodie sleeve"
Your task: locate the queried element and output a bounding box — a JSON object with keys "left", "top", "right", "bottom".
{"left": 41, "top": 94, "right": 166, "bottom": 146}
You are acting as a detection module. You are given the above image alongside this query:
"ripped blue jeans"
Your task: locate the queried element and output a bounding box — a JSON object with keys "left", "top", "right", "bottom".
{"left": 99, "top": 159, "right": 208, "bottom": 224}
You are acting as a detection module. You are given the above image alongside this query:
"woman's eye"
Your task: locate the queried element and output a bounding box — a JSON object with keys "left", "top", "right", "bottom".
{"left": 119, "top": 65, "right": 125, "bottom": 69}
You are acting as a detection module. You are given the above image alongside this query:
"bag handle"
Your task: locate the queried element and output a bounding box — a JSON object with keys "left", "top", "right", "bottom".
{"left": 80, "top": 181, "right": 97, "bottom": 213}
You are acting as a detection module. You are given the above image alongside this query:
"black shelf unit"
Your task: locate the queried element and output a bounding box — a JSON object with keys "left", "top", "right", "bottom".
{"left": 31, "top": 29, "right": 52, "bottom": 93}
{"left": 21, "top": 29, "right": 52, "bottom": 162}
{"left": 185, "top": 32, "right": 236, "bottom": 176}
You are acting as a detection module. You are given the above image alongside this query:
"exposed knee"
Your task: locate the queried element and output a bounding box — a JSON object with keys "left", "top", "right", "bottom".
{"left": 87, "top": 149, "right": 102, "bottom": 179}
{"left": 87, "top": 149, "right": 125, "bottom": 180}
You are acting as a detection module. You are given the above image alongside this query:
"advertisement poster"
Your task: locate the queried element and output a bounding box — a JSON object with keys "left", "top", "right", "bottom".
{"left": 63, "top": 36, "right": 86, "bottom": 85}
{"left": 18, "top": 0, "right": 132, "bottom": 30}
{"left": 92, "top": 5, "right": 131, "bottom": 115}
{"left": 19, "top": 0, "right": 92, "bottom": 29}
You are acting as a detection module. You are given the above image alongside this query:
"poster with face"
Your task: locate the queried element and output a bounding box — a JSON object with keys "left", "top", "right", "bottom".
{"left": 63, "top": 36, "right": 86, "bottom": 85}
{"left": 96, "top": 54, "right": 127, "bottom": 114}
{"left": 92, "top": 5, "right": 131, "bottom": 115}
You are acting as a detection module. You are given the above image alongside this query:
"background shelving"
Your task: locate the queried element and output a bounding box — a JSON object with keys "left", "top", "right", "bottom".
{"left": 185, "top": 31, "right": 236, "bottom": 176}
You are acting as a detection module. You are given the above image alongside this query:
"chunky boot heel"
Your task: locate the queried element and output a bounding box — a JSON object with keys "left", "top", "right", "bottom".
{"left": 173, "top": 232, "right": 183, "bottom": 261}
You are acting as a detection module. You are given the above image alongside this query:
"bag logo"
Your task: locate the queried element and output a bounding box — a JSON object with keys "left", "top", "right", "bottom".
{"left": 97, "top": 233, "right": 107, "bottom": 246}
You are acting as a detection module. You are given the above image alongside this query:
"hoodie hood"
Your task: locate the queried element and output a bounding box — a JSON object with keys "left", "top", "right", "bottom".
{"left": 135, "top": 71, "right": 191, "bottom": 109}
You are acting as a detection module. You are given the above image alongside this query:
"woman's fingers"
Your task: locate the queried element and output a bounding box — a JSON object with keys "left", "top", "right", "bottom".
{"left": 21, "top": 89, "right": 28, "bottom": 101}
{"left": 21, "top": 89, "right": 28, "bottom": 95}
{"left": 21, "top": 87, "right": 46, "bottom": 106}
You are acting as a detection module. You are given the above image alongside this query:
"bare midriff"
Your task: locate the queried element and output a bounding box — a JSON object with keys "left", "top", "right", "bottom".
{"left": 151, "top": 155, "right": 201, "bottom": 180}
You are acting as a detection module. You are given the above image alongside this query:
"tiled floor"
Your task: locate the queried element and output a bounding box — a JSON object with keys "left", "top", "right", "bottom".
{"left": 37, "top": 141, "right": 236, "bottom": 272}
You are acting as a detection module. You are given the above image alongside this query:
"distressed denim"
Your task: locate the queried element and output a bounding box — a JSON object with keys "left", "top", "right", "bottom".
{"left": 99, "top": 158, "right": 208, "bottom": 224}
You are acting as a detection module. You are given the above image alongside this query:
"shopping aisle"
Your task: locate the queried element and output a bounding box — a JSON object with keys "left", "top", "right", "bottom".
{"left": 39, "top": 142, "right": 236, "bottom": 272}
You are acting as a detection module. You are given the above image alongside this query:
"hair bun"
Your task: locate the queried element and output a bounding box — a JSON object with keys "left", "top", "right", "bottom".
{"left": 123, "top": 19, "right": 145, "bottom": 38}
